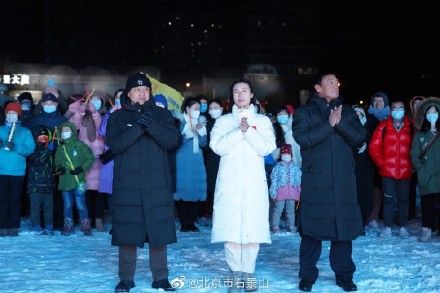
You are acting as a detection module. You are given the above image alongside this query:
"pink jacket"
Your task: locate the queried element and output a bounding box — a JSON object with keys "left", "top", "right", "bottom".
{"left": 66, "top": 100, "right": 105, "bottom": 190}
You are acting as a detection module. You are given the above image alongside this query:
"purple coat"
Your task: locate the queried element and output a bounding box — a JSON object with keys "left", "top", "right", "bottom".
{"left": 98, "top": 112, "right": 114, "bottom": 194}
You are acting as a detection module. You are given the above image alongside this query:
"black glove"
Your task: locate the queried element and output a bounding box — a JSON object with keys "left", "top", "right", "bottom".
{"left": 99, "top": 149, "right": 114, "bottom": 165}
{"left": 70, "top": 166, "right": 84, "bottom": 175}
{"left": 137, "top": 111, "right": 153, "bottom": 129}
{"left": 6, "top": 141, "right": 15, "bottom": 151}
{"left": 55, "top": 166, "right": 66, "bottom": 175}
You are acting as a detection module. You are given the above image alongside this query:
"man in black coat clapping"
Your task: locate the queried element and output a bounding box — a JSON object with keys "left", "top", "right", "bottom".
{"left": 106, "top": 73, "right": 179, "bottom": 292}
{"left": 292, "top": 72, "right": 365, "bottom": 292}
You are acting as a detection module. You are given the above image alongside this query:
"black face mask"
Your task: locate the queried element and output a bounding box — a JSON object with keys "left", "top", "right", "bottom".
{"left": 36, "top": 141, "right": 47, "bottom": 149}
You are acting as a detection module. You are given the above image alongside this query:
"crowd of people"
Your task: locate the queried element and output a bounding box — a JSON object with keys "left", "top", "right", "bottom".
{"left": 0, "top": 71, "right": 439, "bottom": 292}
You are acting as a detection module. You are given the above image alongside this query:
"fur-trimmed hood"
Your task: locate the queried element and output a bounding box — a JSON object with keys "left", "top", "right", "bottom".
{"left": 409, "top": 95, "right": 425, "bottom": 116}
{"left": 414, "top": 97, "right": 440, "bottom": 131}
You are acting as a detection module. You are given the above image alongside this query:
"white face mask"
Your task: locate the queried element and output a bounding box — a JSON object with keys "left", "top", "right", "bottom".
{"left": 209, "top": 109, "right": 222, "bottom": 119}
{"left": 6, "top": 113, "right": 19, "bottom": 124}
{"left": 61, "top": 131, "right": 72, "bottom": 140}
{"left": 281, "top": 154, "right": 292, "bottom": 162}
{"left": 43, "top": 104, "right": 57, "bottom": 113}
{"left": 190, "top": 110, "right": 200, "bottom": 120}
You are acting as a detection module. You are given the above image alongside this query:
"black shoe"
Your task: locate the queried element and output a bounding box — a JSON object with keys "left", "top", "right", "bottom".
{"left": 299, "top": 279, "right": 314, "bottom": 292}
{"left": 0, "top": 228, "right": 8, "bottom": 237}
{"left": 7, "top": 228, "right": 19, "bottom": 236}
{"left": 188, "top": 223, "right": 200, "bottom": 232}
{"left": 115, "top": 280, "right": 135, "bottom": 292}
{"left": 180, "top": 224, "right": 190, "bottom": 232}
{"left": 152, "top": 279, "right": 176, "bottom": 291}
{"left": 336, "top": 279, "right": 357, "bottom": 292}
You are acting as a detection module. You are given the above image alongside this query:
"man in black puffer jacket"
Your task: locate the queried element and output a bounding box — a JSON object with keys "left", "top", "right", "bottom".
{"left": 106, "top": 73, "right": 179, "bottom": 292}
{"left": 292, "top": 72, "right": 365, "bottom": 292}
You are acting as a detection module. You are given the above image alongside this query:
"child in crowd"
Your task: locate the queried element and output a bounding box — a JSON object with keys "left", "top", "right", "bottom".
{"left": 54, "top": 122, "right": 94, "bottom": 236}
{"left": 269, "top": 144, "right": 302, "bottom": 233}
{"left": 27, "top": 126, "right": 55, "bottom": 235}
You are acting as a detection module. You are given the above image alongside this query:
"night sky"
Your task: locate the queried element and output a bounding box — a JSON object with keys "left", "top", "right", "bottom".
{"left": 1, "top": 0, "right": 439, "bottom": 102}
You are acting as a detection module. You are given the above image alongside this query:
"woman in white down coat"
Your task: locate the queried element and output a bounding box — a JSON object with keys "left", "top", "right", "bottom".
{"left": 210, "top": 79, "right": 276, "bottom": 287}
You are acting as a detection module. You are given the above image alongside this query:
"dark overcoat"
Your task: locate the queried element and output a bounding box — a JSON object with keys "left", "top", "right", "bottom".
{"left": 106, "top": 97, "right": 179, "bottom": 248}
{"left": 292, "top": 95, "right": 365, "bottom": 241}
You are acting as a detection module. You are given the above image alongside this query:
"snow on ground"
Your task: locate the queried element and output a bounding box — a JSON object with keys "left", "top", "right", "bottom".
{"left": 1, "top": 219, "right": 439, "bottom": 293}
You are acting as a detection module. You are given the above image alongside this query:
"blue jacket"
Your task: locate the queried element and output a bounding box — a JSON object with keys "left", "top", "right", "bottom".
{"left": 0, "top": 124, "right": 36, "bottom": 176}
{"left": 23, "top": 111, "right": 67, "bottom": 132}
{"left": 174, "top": 119, "right": 207, "bottom": 201}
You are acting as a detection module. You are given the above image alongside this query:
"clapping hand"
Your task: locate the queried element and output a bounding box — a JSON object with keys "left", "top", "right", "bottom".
{"left": 138, "top": 111, "right": 153, "bottom": 129}
{"left": 240, "top": 117, "right": 250, "bottom": 132}
{"left": 329, "top": 105, "right": 342, "bottom": 127}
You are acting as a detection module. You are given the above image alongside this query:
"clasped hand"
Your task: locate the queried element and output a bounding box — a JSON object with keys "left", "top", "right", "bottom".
{"left": 240, "top": 117, "right": 250, "bottom": 132}
{"left": 329, "top": 105, "right": 342, "bottom": 127}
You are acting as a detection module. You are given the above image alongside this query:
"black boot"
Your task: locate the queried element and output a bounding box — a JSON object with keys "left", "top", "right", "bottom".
{"left": 299, "top": 279, "right": 314, "bottom": 292}
{"left": 7, "top": 228, "right": 19, "bottom": 236}
{"left": 151, "top": 279, "right": 176, "bottom": 291}
{"left": 115, "top": 280, "right": 135, "bottom": 292}
{"left": 80, "top": 218, "right": 92, "bottom": 236}
{"left": 188, "top": 223, "right": 200, "bottom": 232}
{"left": 336, "top": 279, "right": 357, "bottom": 292}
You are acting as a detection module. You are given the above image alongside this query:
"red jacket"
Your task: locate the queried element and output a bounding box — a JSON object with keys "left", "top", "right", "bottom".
{"left": 369, "top": 116, "right": 413, "bottom": 180}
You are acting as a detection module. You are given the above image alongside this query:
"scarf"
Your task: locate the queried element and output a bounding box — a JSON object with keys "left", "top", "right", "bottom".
{"left": 368, "top": 105, "right": 390, "bottom": 121}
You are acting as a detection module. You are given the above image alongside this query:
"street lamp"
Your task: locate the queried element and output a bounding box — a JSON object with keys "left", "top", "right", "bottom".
{"left": 185, "top": 82, "right": 191, "bottom": 88}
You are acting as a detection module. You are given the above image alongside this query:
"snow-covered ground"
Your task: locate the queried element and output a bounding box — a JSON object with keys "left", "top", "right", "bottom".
{"left": 1, "top": 219, "right": 439, "bottom": 293}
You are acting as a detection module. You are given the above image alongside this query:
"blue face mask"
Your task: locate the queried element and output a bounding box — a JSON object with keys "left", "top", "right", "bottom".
{"left": 368, "top": 105, "right": 390, "bottom": 121}
{"left": 391, "top": 109, "right": 405, "bottom": 120}
{"left": 43, "top": 105, "right": 57, "bottom": 113}
{"left": 277, "top": 114, "right": 289, "bottom": 125}
{"left": 427, "top": 112, "right": 438, "bottom": 124}
{"left": 91, "top": 100, "right": 102, "bottom": 111}
{"left": 200, "top": 103, "right": 208, "bottom": 113}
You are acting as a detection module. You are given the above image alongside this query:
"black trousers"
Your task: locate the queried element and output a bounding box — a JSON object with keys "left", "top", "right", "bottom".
{"left": 421, "top": 194, "right": 440, "bottom": 229}
{"left": 0, "top": 175, "right": 24, "bottom": 229}
{"left": 118, "top": 245, "right": 169, "bottom": 282}
{"left": 86, "top": 190, "right": 107, "bottom": 224}
{"left": 53, "top": 190, "right": 64, "bottom": 229}
{"left": 30, "top": 192, "right": 53, "bottom": 228}
{"left": 299, "top": 234, "right": 356, "bottom": 283}
{"left": 203, "top": 190, "right": 215, "bottom": 218}
{"left": 175, "top": 200, "right": 199, "bottom": 228}
{"left": 382, "top": 177, "right": 410, "bottom": 227}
